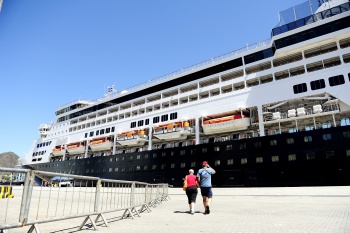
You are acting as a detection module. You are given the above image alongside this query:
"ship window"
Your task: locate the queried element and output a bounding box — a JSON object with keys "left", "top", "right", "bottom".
{"left": 96, "top": 130, "right": 100, "bottom": 136}
{"left": 286, "top": 138, "right": 294, "bottom": 144}
{"left": 241, "top": 158, "right": 248, "bottom": 164}
{"left": 162, "top": 152, "right": 166, "bottom": 157}
{"left": 288, "top": 154, "right": 296, "bottom": 161}
{"left": 226, "top": 145, "right": 233, "bottom": 151}
{"left": 346, "top": 150, "right": 350, "bottom": 157}
{"left": 138, "top": 120, "right": 144, "bottom": 127}
{"left": 254, "top": 141, "right": 261, "bottom": 148}
{"left": 329, "top": 75, "right": 345, "bottom": 86}
{"left": 170, "top": 112, "right": 178, "bottom": 120}
{"left": 227, "top": 159, "right": 233, "bottom": 165}
{"left": 143, "top": 165, "right": 148, "bottom": 170}
{"left": 244, "top": 48, "right": 274, "bottom": 65}
{"left": 326, "top": 151, "right": 335, "bottom": 159}
{"left": 89, "top": 131, "right": 94, "bottom": 137}
{"left": 202, "top": 148, "right": 208, "bottom": 153}
{"left": 111, "top": 127, "right": 115, "bottom": 132}
{"left": 144, "top": 154, "right": 149, "bottom": 159}
{"left": 270, "top": 140, "right": 277, "bottom": 146}
{"left": 214, "top": 146, "right": 220, "bottom": 152}
{"left": 214, "top": 160, "right": 220, "bottom": 166}
{"left": 135, "top": 166, "right": 140, "bottom": 171}
{"left": 153, "top": 153, "right": 157, "bottom": 158}
{"left": 161, "top": 164, "right": 166, "bottom": 169}
{"left": 293, "top": 83, "right": 307, "bottom": 94}
{"left": 181, "top": 163, "right": 186, "bottom": 168}
{"left": 310, "top": 79, "right": 325, "bottom": 90}
{"left": 343, "top": 131, "right": 350, "bottom": 138}
{"left": 153, "top": 116, "right": 160, "bottom": 123}
{"left": 161, "top": 114, "right": 168, "bottom": 122}
{"left": 170, "top": 151, "right": 174, "bottom": 156}
{"left": 239, "top": 143, "right": 246, "bottom": 149}
{"left": 106, "top": 128, "right": 110, "bottom": 133}
{"left": 130, "top": 122, "right": 136, "bottom": 128}
{"left": 171, "top": 163, "right": 175, "bottom": 169}
{"left": 191, "top": 149, "right": 196, "bottom": 154}
{"left": 152, "top": 165, "right": 157, "bottom": 170}
{"left": 271, "top": 156, "right": 279, "bottom": 162}
{"left": 256, "top": 157, "right": 263, "bottom": 163}
{"left": 304, "top": 136, "right": 312, "bottom": 142}
{"left": 191, "top": 162, "right": 196, "bottom": 167}
{"left": 145, "top": 119, "right": 150, "bottom": 125}
{"left": 322, "top": 134, "right": 332, "bottom": 140}
{"left": 306, "top": 152, "right": 315, "bottom": 160}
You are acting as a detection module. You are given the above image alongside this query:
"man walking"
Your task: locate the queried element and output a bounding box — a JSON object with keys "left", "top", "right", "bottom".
{"left": 197, "top": 161, "right": 216, "bottom": 214}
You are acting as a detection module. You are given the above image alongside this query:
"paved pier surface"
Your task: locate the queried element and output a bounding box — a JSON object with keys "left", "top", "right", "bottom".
{"left": 9, "top": 186, "right": 350, "bottom": 233}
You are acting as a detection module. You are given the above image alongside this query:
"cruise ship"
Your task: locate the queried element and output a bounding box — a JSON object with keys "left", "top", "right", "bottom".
{"left": 22, "top": 0, "right": 350, "bottom": 187}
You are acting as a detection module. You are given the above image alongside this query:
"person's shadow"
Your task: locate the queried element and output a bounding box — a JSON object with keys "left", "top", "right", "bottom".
{"left": 173, "top": 211, "right": 202, "bottom": 214}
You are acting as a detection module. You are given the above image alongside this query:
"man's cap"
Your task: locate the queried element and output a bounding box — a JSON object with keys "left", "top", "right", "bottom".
{"left": 202, "top": 161, "right": 208, "bottom": 165}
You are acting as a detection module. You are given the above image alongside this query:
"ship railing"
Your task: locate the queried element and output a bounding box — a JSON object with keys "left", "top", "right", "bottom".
{"left": 0, "top": 167, "right": 169, "bottom": 233}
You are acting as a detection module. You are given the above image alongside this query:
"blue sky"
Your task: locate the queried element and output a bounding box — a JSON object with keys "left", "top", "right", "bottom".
{"left": 0, "top": 0, "right": 309, "bottom": 158}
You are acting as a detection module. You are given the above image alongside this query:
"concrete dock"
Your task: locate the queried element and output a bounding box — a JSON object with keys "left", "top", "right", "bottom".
{"left": 5, "top": 186, "right": 350, "bottom": 233}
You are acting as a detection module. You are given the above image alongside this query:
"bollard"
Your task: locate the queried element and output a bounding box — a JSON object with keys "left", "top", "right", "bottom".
{"left": 0, "top": 186, "right": 14, "bottom": 198}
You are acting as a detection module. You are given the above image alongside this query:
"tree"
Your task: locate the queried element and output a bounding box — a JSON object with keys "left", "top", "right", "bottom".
{"left": 0, "top": 152, "right": 19, "bottom": 168}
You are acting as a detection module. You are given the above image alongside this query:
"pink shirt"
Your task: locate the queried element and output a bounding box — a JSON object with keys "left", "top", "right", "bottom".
{"left": 185, "top": 174, "right": 197, "bottom": 187}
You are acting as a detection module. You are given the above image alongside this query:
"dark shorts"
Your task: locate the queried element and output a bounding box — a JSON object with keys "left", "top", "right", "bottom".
{"left": 200, "top": 187, "right": 213, "bottom": 198}
{"left": 185, "top": 186, "right": 198, "bottom": 204}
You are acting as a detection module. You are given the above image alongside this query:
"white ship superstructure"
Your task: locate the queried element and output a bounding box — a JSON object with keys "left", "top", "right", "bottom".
{"left": 21, "top": 0, "right": 350, "bottom": 187}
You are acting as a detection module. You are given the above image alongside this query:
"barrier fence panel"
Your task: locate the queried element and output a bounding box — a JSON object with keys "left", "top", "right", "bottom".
{"left": 0, "top": 167, "right": 169, "bottom": 233}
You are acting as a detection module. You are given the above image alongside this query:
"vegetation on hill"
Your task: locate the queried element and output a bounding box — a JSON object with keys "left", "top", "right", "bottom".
{"left": 0, "top": 152, "right": 19, "bottom": 168}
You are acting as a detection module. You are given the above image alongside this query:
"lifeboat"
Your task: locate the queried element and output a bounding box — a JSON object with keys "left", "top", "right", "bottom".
{"left": 117, "top": 130, "right": 148, "bottom": 146}
{"left": 202, "top": 114, "right": 250, "bottom": 135}
{"left": 153, "top": 121, "right": 193, "bottom": 141}
{"left": 67, "top": 142, "right": 85, "bottom": 155}
{"left": 89, "top": 137, "right": 113, "bottom": 152}
{"left": 52, "top": 147, "right": 65, "bottom": 156}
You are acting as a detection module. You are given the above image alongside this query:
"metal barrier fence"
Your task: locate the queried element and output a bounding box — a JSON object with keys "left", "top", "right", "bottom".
{"left": 0, "top": 167, "right": 169, "bottom": 233}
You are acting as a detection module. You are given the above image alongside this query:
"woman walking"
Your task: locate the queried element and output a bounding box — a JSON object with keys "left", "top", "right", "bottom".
{"left": 184, "top": 169, "right": 198, "bottom": 214}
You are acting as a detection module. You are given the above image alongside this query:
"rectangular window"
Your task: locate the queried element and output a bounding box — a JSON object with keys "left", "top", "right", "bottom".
{"left": 343, "top": 131, "right": 350, "bottom": 138}
{"left": 293, "top": 83, "right": 307, "bottom": 94}
{"left": 288, "top": 154, "right": 296, "bottom": 161}
{"left": 191, "top": 162, "right": 196, "bottom": 167}
{"left": 161, "top": 164, "right": 166, "bottom": 169}
{"left": 130, "top": 122, "right": 136, "bottom": 128}
{"left": 191, "top": 149, "right": 196, "bottom": 154}
{"left": 111, "top": 126, "right": 115, "bottom": 132}
{"left": 306, "top": 152, "right": 315, "bottom": 160}
{"left": 286, "top": 138, "right": 294, "bottom": 144}
{"left": 180, "top": 150, "right": 186, "bottom": 155}
{"left": 181, "top": 163, "right": 186, "bottom": 168}
{"left": 153, "top": 153, "right": 157, "bottom": 158}
{"left": 346, "top": 149, "right": 350, "bottom": 157}
{"left": 214, "top": 146, "right": 220, "bottom": 152}
{"left": 241, "top": 158, "right": 248, "bottom": 164}
{"left": 171, "top": 151, "right": 174, "bottom": 156}
{"left": 153, "top": 116, "right": 160, "bottom": 124}
{"left": 227, "top": 159, "right": 234, "bottom": 165}
{"left": 270, "top": 140, "right": 277, "bottom": 146}
{"left": 226, "top": 145, "right": 233, "bottom": 150}
{"left": 310, "top": 79, "right": 325, "bottom": 90}
{"left": 170, "top": 112, "right": 178, "bottom": 120}
{"left": 136, "top": 155, "right": 141, "bottom": 159}
{"left": 329, "top": 75, "right": 345, "bottom": 86}
{"left": 322, "top": 134, "right": 332, "bottom": 140}
{"left": 162, "top": 152, "right": 166, "bottom": 157}
{"left": 214, "top": 160, "right": 220, "bottom": 166}
{"left": 89, "top": 131, "right": 94, "bottom": 137}
{"left": 304, "top": 136, "right": 312, "bottom": 142}
{"left": 100, "top": 129, "right": 105, "bottom": 134}
{"left": 239, "top": 143, "right": 246, "bottom": 149}
{"left": 106, "top": 128, "right": 110, "bottom": 133}
{"left": 136, "top": 166, "right": 141, "bottom": 170}
{"left": 271, "top": 156, "right": 279, "bottom": 162}
{"left": 145, "top": 119, "right": 150, "bottom": 125}
{"left": 171, "top": 163, "right": 175, "bottom": 169}
{"left": 202, "top": 148, "right": 208, "bottom": 153}
{"left": 152, "top": 165, "right": 157, "bottom": 170}
{"left": 144, "top": 165, "right": 148, "bottom": 170}
{"left": 254, "top": 142, "right": 261, "bottom": 148}
{"left": 138, "top": 120, "right": 144, "bottom": 127}
{"left": 161, "top": 114, "right": 168, "bottom": 122}
{"left": 326, "top": 151, "right": 335, "bottom": 159}
{"left": 144, "top": 154, "right": 149, "bottom": 159}
{"left": 256, "top": 157, "right": 263, "bottom": 163}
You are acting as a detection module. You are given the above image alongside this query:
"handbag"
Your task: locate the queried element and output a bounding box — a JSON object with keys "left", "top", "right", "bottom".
{"left": 183, "top": 175, "right": 188, "bottom": 191}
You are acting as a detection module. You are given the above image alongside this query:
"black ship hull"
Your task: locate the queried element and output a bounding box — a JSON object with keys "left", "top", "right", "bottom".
{"left": 25, "top": 125, "right": 350, "bottom": 187}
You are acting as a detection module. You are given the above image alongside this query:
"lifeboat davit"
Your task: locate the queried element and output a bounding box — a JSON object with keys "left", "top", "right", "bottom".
{"left": 202, "top": 114, "right": 250, "bottom": 135}
{"left": 52, "top": 147, "right": 65, "bottom": 156}
{"left": 89, "top": 138, "right": 113, "bottom": 152}
{"left": 117, "top": 130, "right": 148, "bottom": 146}
{"left": 67, "top": 142, "right": 85, "bottom": 155}
{"left": 153, "top": 121, "right": 193, "bottom": 141}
